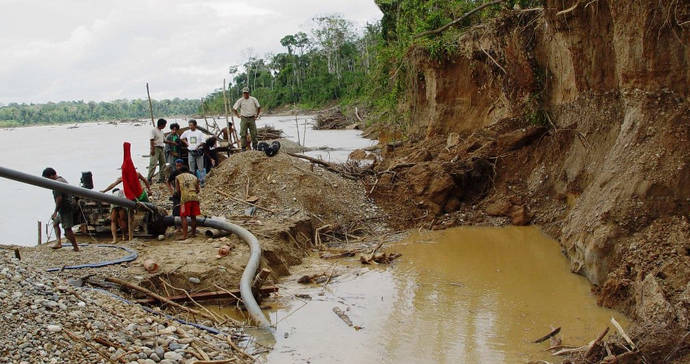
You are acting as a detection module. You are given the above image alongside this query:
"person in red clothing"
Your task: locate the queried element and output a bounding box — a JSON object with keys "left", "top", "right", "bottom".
{"left": 175, "top": 167, "right": 200, "bottom": 239}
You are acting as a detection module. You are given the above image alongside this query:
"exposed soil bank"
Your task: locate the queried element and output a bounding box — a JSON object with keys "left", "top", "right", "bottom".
{"left": 366, "top": 1, "right": 689, "bottom": 362}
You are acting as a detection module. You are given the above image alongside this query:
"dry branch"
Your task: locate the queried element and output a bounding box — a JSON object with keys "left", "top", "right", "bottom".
{"left": 534, "top": 327, "right": 561, "bottom": 343}
{"left": 213, "top": 187, "right": 275, "bottom": 213}
{"left": 104, "top": 277, "right": 217, "bottom": 322}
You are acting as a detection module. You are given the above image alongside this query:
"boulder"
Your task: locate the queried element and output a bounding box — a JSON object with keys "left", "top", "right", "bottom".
{"left": 497, "top": 126, "right": 546, "bottom": 152}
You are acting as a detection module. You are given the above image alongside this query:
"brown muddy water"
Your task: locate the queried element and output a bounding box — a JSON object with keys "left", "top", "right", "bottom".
{"left": 212, "top": 226, "right": 629, "bottom": 363}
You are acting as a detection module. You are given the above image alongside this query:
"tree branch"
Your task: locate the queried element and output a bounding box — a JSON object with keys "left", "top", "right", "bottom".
{"left": 414, "top": 1, "right": 505, "bottom": 39}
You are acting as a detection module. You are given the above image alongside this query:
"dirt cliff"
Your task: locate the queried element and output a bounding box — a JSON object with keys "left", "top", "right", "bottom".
{"left": 370, "top": 1, "right": 689, "bottom": 361}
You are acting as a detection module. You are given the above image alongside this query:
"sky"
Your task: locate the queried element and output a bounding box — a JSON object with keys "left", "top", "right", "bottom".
{"left": 0, "top": 0, "right": 382, "bottom": 104}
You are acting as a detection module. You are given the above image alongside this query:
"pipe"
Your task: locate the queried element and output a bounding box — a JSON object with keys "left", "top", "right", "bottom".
{"left": 0, "top": 166, "right": 152, "bottom": 210}
{"left": 45, "top": 244, "right": 138, "bottom": 272}
{"left": 164, "top": 216, "right": 270, "bottom": 328}
{"left": 0, "top": 165, "right": 271, "bottom": 329}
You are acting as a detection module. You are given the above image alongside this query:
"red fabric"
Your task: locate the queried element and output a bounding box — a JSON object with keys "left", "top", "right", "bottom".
{"left": 180, "top": 201, "right": 201, "bottom": 217}
{"left": 121, "top": 142, "right": 143, "bottom": 200}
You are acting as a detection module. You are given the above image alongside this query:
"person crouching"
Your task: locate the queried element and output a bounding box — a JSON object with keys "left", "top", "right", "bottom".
{"left": 175, "top": 166, "right": 200, "bottom": 239}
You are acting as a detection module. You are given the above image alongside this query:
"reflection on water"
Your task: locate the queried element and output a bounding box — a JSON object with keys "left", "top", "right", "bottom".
{"left": 223, "top": 226, "right": 628, "bottom": 363}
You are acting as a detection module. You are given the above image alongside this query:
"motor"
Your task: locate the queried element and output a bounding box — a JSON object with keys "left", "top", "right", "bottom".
{"left": 257, "top": 141, "right": 281, "bottom": 157}
{"left": 80, "top": 171, "right": 94, "bottom": 189}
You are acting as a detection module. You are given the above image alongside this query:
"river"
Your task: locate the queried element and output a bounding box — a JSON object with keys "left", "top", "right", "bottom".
{"left": 0, "top": 115, "right": 374, "bottom": 246}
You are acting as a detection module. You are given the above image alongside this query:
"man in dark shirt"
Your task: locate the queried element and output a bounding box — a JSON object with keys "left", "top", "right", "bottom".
{"left": 166, "top": 159, "right": 185, "bottom": 218}
{"left": 42, "top": 167, "right": 79, "bottom": 251}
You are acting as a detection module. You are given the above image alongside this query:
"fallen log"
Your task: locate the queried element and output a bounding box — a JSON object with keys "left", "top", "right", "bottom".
{"left": 133, "top": 286, "right": 279, "bottom": 304}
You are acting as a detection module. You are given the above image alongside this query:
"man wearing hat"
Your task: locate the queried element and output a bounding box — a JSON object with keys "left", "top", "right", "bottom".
{"left": 232, "top": 87, "right": 261, "bottom": 150}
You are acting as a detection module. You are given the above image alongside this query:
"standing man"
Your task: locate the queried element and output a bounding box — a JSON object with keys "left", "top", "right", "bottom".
{"left": 108, "top": 188, "right": 128, "bottom": 243}
{"left": 166, "top": 158, "right": 185, "bottom": 221}
{"left": 42, "top": 168, "right": 79, "bottom": 251}
{"left": 232, "top": 87, "right": 261, "bottom": 151}
{"left": 180, "top": 119, "right": 206, "bottom": 181}
{"left": 165, "top": 123, "right": 181, "bottom": 167}
{"left": 148, "top": 118, "right": 167, "bottom": 184}
{"left": 175, "top": 166, "right": 201, "bottom": 240}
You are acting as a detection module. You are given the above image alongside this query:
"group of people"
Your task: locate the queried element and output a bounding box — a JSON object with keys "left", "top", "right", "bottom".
{"left": 44, "top": 88, "right": 263, "bottom": 249}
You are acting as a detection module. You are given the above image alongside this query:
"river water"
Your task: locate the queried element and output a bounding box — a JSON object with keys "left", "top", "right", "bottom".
{"left": 216, "top": 226, "right": 629, "bottom": 363}
{"left": 0, "top": 115, "right": 374, "bottom": 246}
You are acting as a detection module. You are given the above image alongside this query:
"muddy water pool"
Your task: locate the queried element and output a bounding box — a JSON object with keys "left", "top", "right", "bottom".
{"left": 217, "top": 226, "right": 629, "bottom": 363}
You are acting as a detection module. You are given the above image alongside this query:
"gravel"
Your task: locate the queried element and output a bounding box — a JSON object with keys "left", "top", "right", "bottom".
{"left": 0, "top": 250, "right": 252, "bottom": 364}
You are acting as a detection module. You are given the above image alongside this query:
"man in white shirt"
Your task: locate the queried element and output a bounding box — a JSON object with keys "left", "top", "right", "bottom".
{"left": 147, "top": 118, "right": 168, "bottom": 183}
{"left": 232, "top": 87, "right": 261, "bottom": 150}
{"left": 180, "top": 119, "right": 206, "bottom": 181}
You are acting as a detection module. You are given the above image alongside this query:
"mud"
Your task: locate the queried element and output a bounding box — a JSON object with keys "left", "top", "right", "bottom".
{"left": 211, "top": 226, "right": 630, "bottom": 363}
{"left": 366, "top": 1, "right": 689, "bottom": 361}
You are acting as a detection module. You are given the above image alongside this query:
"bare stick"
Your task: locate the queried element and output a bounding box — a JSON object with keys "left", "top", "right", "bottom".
{"left": 480, "top": 46, "right": 507, "bottom": 74}
{"left": 584, "top": 327, "right": 609, "bottom": 359}
{"left": 160, "top": 279, "right": 223, "bottom": 324}
{"left": 415, "top": 0, "right": 505, "bottom": 38}
{"left": 534, "top": 327, "right": 561, "bottom": 343}
{"left": 227, "top": 336, "right": 254, "bottom": 361}
{"left": 294, "top": 107, "right": 301, "bottom": 146}
{"left": 222, "top": 79, "right": 231, "bottom": 142}
{"left": 557, "top": 1, "right": 580, "bottom": 16}
{"left": 610, "top": 317, "right": 636, "bottom": 351}
{"left": 104, "top": 277, "right": 217, "bottom": 322}
{"left": 63, "top": 329, "right": 117, "bottom": 363}
{"left": 212, "top": 187, "right": 275, "bottom": 213}
{"left": 146, "top": 82, "right": 155, "bottom": 128}
{"left": 37, "top": 220, "right": 41, "bottom": 245}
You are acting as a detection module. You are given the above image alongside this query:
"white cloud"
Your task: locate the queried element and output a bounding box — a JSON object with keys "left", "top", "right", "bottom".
{"left": 0, "top": 0, "right": 382, "bottom": 104}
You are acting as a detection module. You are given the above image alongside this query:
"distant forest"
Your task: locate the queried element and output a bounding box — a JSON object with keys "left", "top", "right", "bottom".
{"left": 0, "top": 99, "right": 201, "bottom": 127}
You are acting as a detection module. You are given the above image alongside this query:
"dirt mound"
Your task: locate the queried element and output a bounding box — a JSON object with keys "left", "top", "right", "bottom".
{"left": 202, "top": 151, "right": 382, "bottom": 228}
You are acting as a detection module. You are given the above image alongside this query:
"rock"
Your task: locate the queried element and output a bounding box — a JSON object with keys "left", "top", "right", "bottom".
{"left": 168, "top": 342, "right": 186, "bottom": 351}
{"left": 348, "top": 149, "right": 367, "bottom": 161}
{"left": 486, "top": 199, "right": 512, "bottom": 216}
{"left": 157, "top": 235, "right": 165, "bottom": 241}
{"left": 46, "top": 325, "right": 62, "bottom": 333}
{"left": 188, "top": 277, "right": 200, "bottom": 284}
{"left": 149, "top": 352, "right": 161, "bottom": 362}
{"left": 138, "top": 360, "right": 156, "bottom": 364}
{"left": 637, "top": 274, "right": 674, "bottom": 326}
{"left": 509, "top": 205, "right": 530, "bottom": 226}
{"left": 163, "top": 351, "right": 183, "bottom": 361}
{"left": 42, "top": 300, "right": 58, "bottom": 309}
{"left": 497, "top": 126, "right": 546, "bottom": 152}
{"left": 154, "top": 345, "right": 165, "bottom": 359}
{"left": 446, "top": 132, "right": 460, "bottom": 148}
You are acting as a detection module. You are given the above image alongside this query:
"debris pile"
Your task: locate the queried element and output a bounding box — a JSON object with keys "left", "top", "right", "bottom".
{"left": 201, "top": 151, "right": 382, "bottom": 227}
{"left": 314, "top": 107, "right": 352, "bottom": 130}
{"left": 256, "top": 125, "right": 283, "bottom": 140}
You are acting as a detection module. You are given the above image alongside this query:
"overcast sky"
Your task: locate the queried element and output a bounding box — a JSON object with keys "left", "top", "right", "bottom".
{"left": 0, "top": 0, "right": 382, "bottom": 104}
